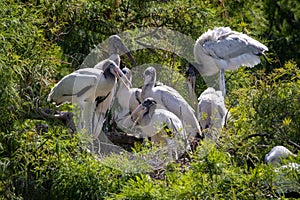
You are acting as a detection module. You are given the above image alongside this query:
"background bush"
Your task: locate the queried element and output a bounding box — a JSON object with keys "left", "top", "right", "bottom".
{"left": 0, "top": 0, "right": 299, "bottom": 199}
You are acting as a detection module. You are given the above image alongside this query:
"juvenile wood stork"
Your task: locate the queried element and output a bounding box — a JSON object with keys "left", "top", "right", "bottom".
{"left": 141, "top": 66, "right": 202, "bottom": 140}
{"left": 131, "top": 98, "right": 189, "bottom": 159}
{"left": 197, "top": 87, "right": 228, "bottom": 141}
{"left": 264, "top": 146, "right": 300, "bottom": 197}
{"left": 115, "top": 67, "right": 142, "bottom": 128}
{"left": 93, "top": 35, "right": 136, "bottom": 69}
{"left": 48, "top": 60, "right": 130, "bottom": 135}
{"left": 193, "top": 27, "right": 268, "bottom": 96}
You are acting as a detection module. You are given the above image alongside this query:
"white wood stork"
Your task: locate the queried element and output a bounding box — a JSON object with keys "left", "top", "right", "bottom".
{"left": 193, "top": 27, "right": 268, "bottom": 96}
{"left": 265, "top": 146, "right": 297, "bottom": 166}
{"left": 141, "top": 66, "right": 202, "bottom": 140}
{"left": 48, "top": 60, "right": 130, "bottom": 134}
{"left": 197, "top": 87, "right": 228, "bottom": 134}
{"left": 131, "top": 98, "right": 189, "bottom": 159}
{"left": 264, "top": 146, "right": 300, "bottom": 196}
{"left": 115, "top": 67, "right": 142, "bottom": 128}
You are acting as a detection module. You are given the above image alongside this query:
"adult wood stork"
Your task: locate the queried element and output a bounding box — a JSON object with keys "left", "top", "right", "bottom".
{"left": 131, "top": 98, "right": 189, "bottom": 159}
{"left": 115, "top": 67, "right": 142, "bottom": 128}
{"left": 141, "top": 66, "right": 202, "bottom": 140}
{"left": 197, "top": 87, "right": 228, "bottom": 141}
{"left": 264, "top": 146, "right": 300, "bottom": 197}
{"left": 193, "top": 27, "right": 268, "bottom": 96}
{"left": 48, "top": 60, "right": 130, "bottom": 135}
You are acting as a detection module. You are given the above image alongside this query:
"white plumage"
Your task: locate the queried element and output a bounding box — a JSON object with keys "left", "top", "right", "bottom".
{"left": 197, "top": 87, "right": 228, "bottom": 141}
{"left": 131, "top": 98, "right": 189, "bottom": 159}
{"left": 193, "top": 27, "right": 268, "bottom": 96}
{"left": 141, "top": 66, "right": 202, "bottom": 140}
{"left": 114, "top": 67, "right": 142, "bottom": 128}
{"left": 48, "top": 61, "right": 129, "bottom": 135}
{"left": 265, "top": 146, "right": 297, "bottom": 166}
{"left": 265, "top": 146, "right": 300, "bottom": 196}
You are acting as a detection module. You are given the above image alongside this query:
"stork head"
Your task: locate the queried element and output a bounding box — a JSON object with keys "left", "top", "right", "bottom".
{"left": 121, "top": 67, "right": 133, "bottom": 83}
{"left": 108, "top": 35, "right": 137, "bottom": 66}
{"left": 104, "top": 61, "right": 132, "bottom": 89}
{"left": 264, "top": 146, "right": 296, "bottom": 165}
{"left": 131, "top": 97, "right": 157, "bottom": 125}
{"left": 142, "top": 97, "right": 157, "bottom": 110}
{"left": 143, "top": 67, "right": 156, "bottom": 86}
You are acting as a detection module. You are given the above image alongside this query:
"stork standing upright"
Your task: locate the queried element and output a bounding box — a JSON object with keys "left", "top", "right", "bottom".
{"left": 192, "top": 27, "right": 268, "bottom": 96}
{"left": 131, "top": 98, "right": 189, "bottom": 159}
{"left": 48, "top": 61, "right": 130, "bottom": 134}
{"left": 141, "top": 66, "right": 202, "bottom": 140}
{"left": 49, "top": 34, "right": 135, "bottom": 126}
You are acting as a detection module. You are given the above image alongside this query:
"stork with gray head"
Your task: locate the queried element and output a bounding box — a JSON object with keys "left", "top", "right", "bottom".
{"left": 131, "top": 97, "right": 190, "bottom": 160}
{"left": 94, "top": 35, "right": 136, "bottom": 69}
{"left": 141, "top": 66, "right": 202, "bottom": 141}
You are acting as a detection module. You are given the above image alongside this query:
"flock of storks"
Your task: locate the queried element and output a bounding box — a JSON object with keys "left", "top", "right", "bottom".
{"left": 47, "top": 27, "right": 299, "bottom": 195}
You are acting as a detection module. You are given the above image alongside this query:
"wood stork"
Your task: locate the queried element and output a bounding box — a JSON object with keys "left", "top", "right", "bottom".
{"left": 131, "top": 98, "right": 189, "bottom": 159}
{"left": 141, "top": 66, "right": 202, "bottom": 140}
{"left": 48, "top": 60, "right": 130, "bottom": 134}
{"left": 264, "top": 146, "right": 300, "bottom": 197}
{"left": 94, "top": 35, "right": 136, "bottom": 69}
{"left": 114, "top": 67, "right": 142, "bottom": 128}
{"left": 193, "top": 27, "right": 268, "bottom": 96}
{"left": 197, "top": 87, "right": 228, "bottom": 141}
{"left": 265, "top": 146, "right": 297, "bottom": 166}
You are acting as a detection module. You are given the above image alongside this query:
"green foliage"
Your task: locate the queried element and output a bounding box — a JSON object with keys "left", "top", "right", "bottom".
{"left": 1, "top": 0, "right": 300, "bottom": 199}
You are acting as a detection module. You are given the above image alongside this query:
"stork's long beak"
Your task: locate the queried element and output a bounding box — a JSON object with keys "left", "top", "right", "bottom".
{"left": 125, "top": 52, "right": 137, "bottom": 66}
{"left": 112, "top": 66, "right": 132, "bottom": 90}
{"left": 130, "top": 104, "right": 146, "bottom": 129}
{"left": 119, "top": 41, "right": 137, "bottom": 66}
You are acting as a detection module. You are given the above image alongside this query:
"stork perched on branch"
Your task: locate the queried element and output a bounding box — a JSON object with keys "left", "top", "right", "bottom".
{"left": 190, "top": 27, "right": 268, "bottom": 96}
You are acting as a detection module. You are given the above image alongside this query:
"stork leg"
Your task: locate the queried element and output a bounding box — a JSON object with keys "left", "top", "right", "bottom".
{"left": 220, "top": 68, "right": 226, "bottom": 97}
{"left": 187, "top": 75, "right": 197, "bottom": 109}
{"left": 78, "top": 106, "right": 83, "bottom": 131}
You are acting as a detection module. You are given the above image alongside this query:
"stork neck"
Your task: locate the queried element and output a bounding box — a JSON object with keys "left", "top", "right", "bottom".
{"left": 140, "top": 105, "right": 155, "bottom": 126}
{"left": 142, "top": 81, "right": 155, "bottom": 91}
{"left": 108, "top": 54, "right": 120, "bottom": 67}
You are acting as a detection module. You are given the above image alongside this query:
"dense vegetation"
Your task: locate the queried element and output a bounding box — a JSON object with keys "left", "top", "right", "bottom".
{"left": 0, "top": 0, "right": 299, "bottom": 199}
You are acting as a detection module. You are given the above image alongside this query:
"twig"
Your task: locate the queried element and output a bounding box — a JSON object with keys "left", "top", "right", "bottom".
{"left": 38, "top": 108, "right": 76, "bottom": 134}
{"left": 287, "top": 140, "right": 300, "bottom": 151}
{"left": 243, "top": 133, "right": 269, "bottom": 141}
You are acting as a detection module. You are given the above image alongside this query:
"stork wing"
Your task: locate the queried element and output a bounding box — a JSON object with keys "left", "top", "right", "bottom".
{"left": 48, "top": 72, "right": 99, "bottom": 104}
{"left": 203, "top": 31, "right": 268, "bottom": 60}
{"left": 159, "top": 87, "right": 194, "bottom": 115}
